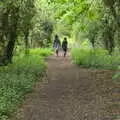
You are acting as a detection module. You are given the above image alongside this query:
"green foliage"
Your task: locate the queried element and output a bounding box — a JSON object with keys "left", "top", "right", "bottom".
{"left": 0, "top": 0, "right": 54, "bottom": 64}
{"left": 50, "top": 0, "right": 120, "bottom": 54}
{"left": 71, "top": 48, "right": 120, "bottom": 69}
{"left": 30, "top": 0, "right": 54, "bottom": 47}
{"left": 30, "top": 48, "right": 53, "bottom": 57}
{"left": 112, "top": 66, "right": 120, "bottom": 81}
{"left": 0, "top": 48, "right": 52, "bottom": 120}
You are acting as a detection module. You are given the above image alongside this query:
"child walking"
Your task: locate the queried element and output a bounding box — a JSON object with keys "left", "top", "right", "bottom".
{"left": 62, "top": 37, "right": 68, "bottom": 57}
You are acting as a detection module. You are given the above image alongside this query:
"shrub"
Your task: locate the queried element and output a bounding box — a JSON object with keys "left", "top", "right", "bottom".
{"left": 0, "top": 48, "right": 52, "bottom": 120}
{"left": 29, "top": 48, "right": 53, "bottom": 57}
{"left": 71, "top": 48, "right": 120, "bottom": 69}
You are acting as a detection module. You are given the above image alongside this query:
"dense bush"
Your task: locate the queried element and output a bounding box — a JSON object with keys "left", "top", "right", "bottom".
{"left": 0, "top": 48, "right": 52, "bottom": 120}
{"left": 30, "top": 48, "right": 53, "bottom": 57}
{"left": 71, "top": 48, "right": 120, "bottom": 69}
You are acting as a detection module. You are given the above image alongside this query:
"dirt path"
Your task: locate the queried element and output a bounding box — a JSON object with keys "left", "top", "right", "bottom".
{"left": 12, "top": 52, "right": 120, "bottom": 120}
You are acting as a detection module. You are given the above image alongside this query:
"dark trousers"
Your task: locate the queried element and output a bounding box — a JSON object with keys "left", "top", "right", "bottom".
{"left": 63, "top": 48, "right": 67, "bottom": 57}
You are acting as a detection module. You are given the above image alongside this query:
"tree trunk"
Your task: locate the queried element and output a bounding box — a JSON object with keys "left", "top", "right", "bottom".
{"left": 108, "top": 33, "right": 114, "bottom": 54}
{"left": 4, "top": 8, "right": 19, "bottom": 64}
{"left": 5, "top": 31, "right": 17, "bottom": 63}
{"left": 24, "top": 31, "right": 29, "bottom": 54}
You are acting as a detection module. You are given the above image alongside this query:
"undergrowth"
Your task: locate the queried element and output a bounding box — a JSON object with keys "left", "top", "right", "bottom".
{"left": 0, "top": 48, "right": 52, "bottom": 120}
{"left": 71, "top": 48, "right": 120, "bottom": 69}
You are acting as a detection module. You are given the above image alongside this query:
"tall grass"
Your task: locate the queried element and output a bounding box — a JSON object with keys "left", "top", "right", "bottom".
{"left": 0, "top": 48, "right": 52, "bottom": 120}
{"left": 71, "top": 48, "right": 120, "bottom": 69}
{"left": 30, "top": 48, "right": 53, "bottom": 57}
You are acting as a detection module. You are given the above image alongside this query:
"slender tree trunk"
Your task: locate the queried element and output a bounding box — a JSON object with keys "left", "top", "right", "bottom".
{"left": 31, "top": 38, "right": 33, "bottom": 48}
{"left": 108, "top": 34, "right": 114, "bottom": 54}
{"left": 0, "top": 11, "right": 9, "bottom": 65}
{"left": 24, "top": 31, "right": 29, "bottom": 54}
{"left": 5, "top": 34, "right": 16, "bottom": 63}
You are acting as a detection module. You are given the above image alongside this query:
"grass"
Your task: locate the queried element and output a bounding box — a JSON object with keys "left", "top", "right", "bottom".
{"left": 0, "top": 48, "right": 52, "bottom": 120}
{"left": 30, "top": 48, "right": 53, "bottom": 57}
{"left": 71, "top": 48, "right": 120, "bottom": 69}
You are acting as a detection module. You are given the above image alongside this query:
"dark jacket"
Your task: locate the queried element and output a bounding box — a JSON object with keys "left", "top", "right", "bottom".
{"left": 62, "top": 40, "right": 68, "bottom": 50}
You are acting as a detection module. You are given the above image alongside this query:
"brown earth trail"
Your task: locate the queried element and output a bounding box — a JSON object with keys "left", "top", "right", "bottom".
{"left": 12, "top": 52, "right": 120, "bottom": 120}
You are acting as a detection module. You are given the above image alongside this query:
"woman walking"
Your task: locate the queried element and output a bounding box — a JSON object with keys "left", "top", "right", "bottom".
{"left": 53, "top": 35, "right": 61, "bottom": 56}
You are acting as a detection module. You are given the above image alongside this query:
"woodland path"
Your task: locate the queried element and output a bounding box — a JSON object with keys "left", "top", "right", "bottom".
{"left": 12, "top": 52, "right": 120, "bottom": 120}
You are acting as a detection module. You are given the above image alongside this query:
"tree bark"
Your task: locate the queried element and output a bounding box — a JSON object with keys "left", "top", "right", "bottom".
{"left": 4, "top": 8, "right": 19, "bottom": 63}
{"left": 24, "top": 30, "right": 29, "bottom": 54}
{"left": 5, "top": 31, "right": 17, "bottom": 63}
